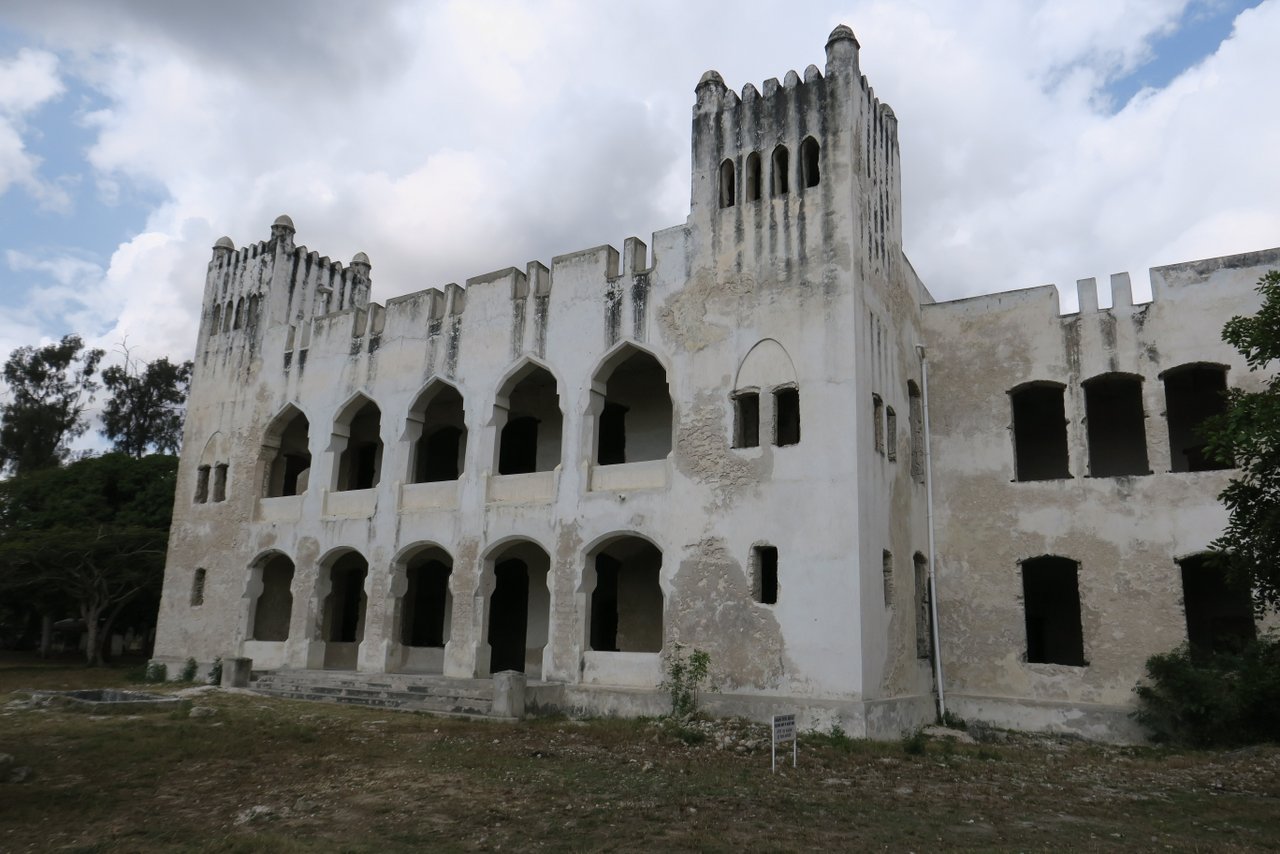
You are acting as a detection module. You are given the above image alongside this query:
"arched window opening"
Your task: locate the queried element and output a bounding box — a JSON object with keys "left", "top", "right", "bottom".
{"left": 233, "top": 298, "right": 244, "bottom": 330}
{"left": 589, "top": 537, "right": 663, "bottom": 653}
{"left": 322, "top": 552, "right": 368, "bottom": 648}
{"left": 1163, "top": 364, "right": 1231, "bottom": 472}
{"left": 908, "top": 381, "right": 925, "bottom": 483}
{"left": 595, "top": 349, "right": 672, "bottom": 465}
{"left": 914, "top": 553, "right": 931, "bottom": 659}
{"left": 496, "top": 367, "right": 562, "bottom": 475}
{"left": 335, "top": 398, "right": 383, "bottom": 491}
{"left": 801, "top": 136, "right": 820, "bottom": 187}
{"left": 745, "top": 152, "right": 762, "bottom": 202}
{"left": 771, "top": 145, "right": 790, "bottom": 196}
{"left": 222, "top": 301, "right": 233, "bottom": 333}
{"left": 486, "top": 541, "right": 550, "bottom": 677}
{"left": 1021, "top": 556, "right": 1086, "bottom": 666}
{"left": 1010, "top": 383, "right": 1069, "bottom": 481}
{"left": 1179, "top": 553, "right": 1255, "bottom": 656}
{"left": 250, "top": 555, "right": 294, "bottom": 642}
{"left": 402, "top": 550, "right": 452, "bottom": 648}
{"left": 409, "top": 384, "right": 467, "bottom": 483}
{"left": 1083, "top": 373, "right": 1149, "bottom": 477}
{"left": 718, "top": 158, "right": 736, "bottom": 208}
{"left": 209, "top": 305, "right": 222, "bottom": 337}
{"left": 263, "top": 408, "right": 311, "bottom": 497}
{"left": 774, "top": 387, "right": 800, "bottom": 446}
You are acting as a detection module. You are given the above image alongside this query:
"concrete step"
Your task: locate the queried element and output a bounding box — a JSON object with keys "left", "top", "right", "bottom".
{"left": 255, "top": 686, "right": 492, "bottom": 717}
{"left": 248, "top": 670, "right": 497, "bottom": 718}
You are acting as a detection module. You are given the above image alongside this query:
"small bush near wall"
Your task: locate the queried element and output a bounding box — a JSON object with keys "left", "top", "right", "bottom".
{"left": 1134, "top": 636, "right": 1280, "bottom": 746}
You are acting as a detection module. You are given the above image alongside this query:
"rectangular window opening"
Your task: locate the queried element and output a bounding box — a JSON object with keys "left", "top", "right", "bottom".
{"left": 190, "top": 568, "right": 206, "bottom": 607}
{"left": 1084, "top": 375, "right": 1149, "bottom": 477}
{"left": 733, "top": 392, "right": 760, "bottom": 449}
{"left": 774, "top": 387, "right": 800, "bottom": 446}
{"left": 914, "top": 554, "right": 931, "bottom": 659}
{"left": 882, "top": 550, "right": 894, "bottom": 607}
{"left": 1164, "top": 367, "right": 1231, "bottom": 472}
{"left": 194, "top": 465, "right": 210, "bottom": 504}
{"left": 1022, "top": 556, "right": 1087, "bottom": 666}
{"left": 873, "top": 394, "right": 884, "bottom": 454}
{"left": 754, "top": 545, "right": 778, "bottom": 605}
{"left": 212, "top": 464, "right": 228, "bottom": 502}
{"left": 1180, "top": 554, "right": 1255, "bottom": 656}
{"left": 1011, "top": 385, "right": 1070, "bottom": 481}
{"left": 886, "top": 407, "right": 898, "bottom": 461}
{"left": 908, "top": 383, "right": 924, "bottom": 483}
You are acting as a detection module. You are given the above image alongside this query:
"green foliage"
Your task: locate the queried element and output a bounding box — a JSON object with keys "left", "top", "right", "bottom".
{"left": 0, "top": 334, "right": 104, "bottom": 475}
{"left": 941, "top": 709, "right": 968, "bottom": 730}
{"left": 100, "top": 349, "right": 192, "bottom": 457}
{"left": 901, "top": 730, "right": 927, "bottom": 756}
{"left": 208, "top": 657, "right": 223, "bottom": 686}
{"left": 0, "top": 453, "right": 177, "bottom": 665}
{"left": 145, "top": 661, "right": 168, "bottom": 683}
{"left": 1203, "top": 270, "right": 1280, "bottom": 612}
{"left": 179, "top": 657, "right": 198, "bottom": 682}
{"left": 806, "top": 724, "right": 859, "bottom": 753}
{"left": 660, "top": 642, "right": 713, "bottom": 718}
{"left": 1133, "top": 636, "right": 1280, "bottom": 747}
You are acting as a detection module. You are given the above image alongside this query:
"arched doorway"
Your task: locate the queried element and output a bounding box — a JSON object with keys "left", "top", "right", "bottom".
{"left": 483, "top": 540, "right": 550, "bottom": 678}
{"left": 319, "top": 550, "right": 369, "bottom": 670}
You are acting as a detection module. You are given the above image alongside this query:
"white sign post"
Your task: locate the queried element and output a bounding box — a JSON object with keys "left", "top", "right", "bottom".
{"left": 771, "top": 713, "right": 797, "bottom": 773}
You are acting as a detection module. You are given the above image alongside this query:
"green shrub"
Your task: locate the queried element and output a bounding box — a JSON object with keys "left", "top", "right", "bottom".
{"left": 1134, "top": 635, "right": 1280, "bottom": 747}
{"left": 901, "top": 730, "right": 927, "bottom": 756}
{"left": 207, "top": 657, "right": 223, "bottom": 686}
{"left": 179, "top": 657, "right": 198, "bottom": 682}
{"left": 144, "top": 661, "right": 167, "bottom": 683}
{"left": 661, "top": 643, "right": 713, "bottom": 719}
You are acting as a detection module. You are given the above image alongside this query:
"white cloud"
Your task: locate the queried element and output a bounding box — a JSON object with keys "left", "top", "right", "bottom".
{"left": 0, "top": 0, "right": 1277, "bottom": 379}
{"left": 0, "top": 48, "right": 68, "bottom": 210}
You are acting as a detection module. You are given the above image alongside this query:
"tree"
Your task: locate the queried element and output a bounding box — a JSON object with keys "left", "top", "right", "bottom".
{"left": 100, "top": 345, "right": 193, "bottom": 457}
{"left": 0, "top": 453, "right": 176, "bottom": 665}
{"left": 0, "top": 334, "right": 104, "bottom": 475}
{"left": 1204, "top": 270, "right": 1280, "bottom": 612}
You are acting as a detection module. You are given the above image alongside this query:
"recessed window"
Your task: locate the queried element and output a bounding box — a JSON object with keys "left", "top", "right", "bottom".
{"left": 771, "top": 145, "right": 789, "bottom": 196}
{"left": 212, "top": 464, "right": 228, "bottom": 502}
{"left": 745, "top": 152, "right": 762, "bottom": 202}
{"left": 719, "top": 159, "right": 736, "bottom": 208}
{"left": 873, "top": 394, "right": 884, "bottom": 454}
{"left": 1022, "top": 556, "right": 1086, "bottom": 666}
{"left": 1179, "top": 554, "right": 1255, "bottom": 656}
{"left": 914, "top": 553, "right": 931, "bottom": 659}
{"left": 1010, "top": 383, "right": 1070, "bottom": 481}
{"left": 800, "top": 136, "right": 820, "bottom": 188}
{"left": 1163, "top": 365, "right": 1231, "bottom": 472}
{"left": 194, "top": 465, "right": 210, "bottom": 504}
{"left": 886, "top": 407, "right": 897, "bottom": 461}
{"left": 190, "top": 568, "right": 206, "bottom": 607}
{"left": 774, "top": 387, "right": 800, "bottom": 446}
{"left": 753, "top": 545, "right": 778, "bottom": 605}
{"left": 908, "top": 381, "right": 924, "bottom": 483}
{"left": 882, "top": 550, "right": 893, "bottom": 607}
{"left": 1083, "top": 373, "right": 1149, "bottom": 477}
{"left": 733, "top": 391, "right": 760, "bottom": 449}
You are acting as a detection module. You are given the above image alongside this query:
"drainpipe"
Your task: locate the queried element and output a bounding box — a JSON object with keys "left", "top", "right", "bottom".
{"left": 917, "top": 345, "right": 947, "bottom": 722}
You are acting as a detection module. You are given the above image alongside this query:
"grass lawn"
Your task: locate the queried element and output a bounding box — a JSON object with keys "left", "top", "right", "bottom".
{"left": 2, "top": 654, "right": 1278, "bottom": 852}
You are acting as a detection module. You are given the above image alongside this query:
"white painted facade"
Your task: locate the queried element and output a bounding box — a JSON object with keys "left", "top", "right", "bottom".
{"left": 152, "top": 27, "right": 1276, "bottom": 741}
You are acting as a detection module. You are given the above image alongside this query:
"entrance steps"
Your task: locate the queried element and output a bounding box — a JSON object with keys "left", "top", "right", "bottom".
{"left": 250, "top": 669, "right": 499, "bottom": 718}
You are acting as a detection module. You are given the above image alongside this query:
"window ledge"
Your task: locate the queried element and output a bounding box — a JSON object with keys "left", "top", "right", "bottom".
{"left": 323, "top": 488, "right": 377, "bottom": 519}
{"left": 400, "top": 480, "right": 460, "bottom": 512}
{"left": 487, "top": 469, "right": 557, "bottom": 504}
{"left": 257, "top": 494, "right": 304, "bottom": 522}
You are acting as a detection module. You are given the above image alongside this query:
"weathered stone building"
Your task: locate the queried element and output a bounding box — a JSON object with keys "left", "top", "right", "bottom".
{"left": 152, "top": 26, "right": 1276, "bottom": 741}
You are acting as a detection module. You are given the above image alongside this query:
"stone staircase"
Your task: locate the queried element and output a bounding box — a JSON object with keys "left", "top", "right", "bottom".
{"left": 249, "top": 670, "right": 497, "bottom": 718}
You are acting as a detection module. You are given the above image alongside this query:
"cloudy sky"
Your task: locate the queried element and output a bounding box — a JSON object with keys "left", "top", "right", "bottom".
{"left": 0, "top": 0, "right": 1277, "bottom": 384}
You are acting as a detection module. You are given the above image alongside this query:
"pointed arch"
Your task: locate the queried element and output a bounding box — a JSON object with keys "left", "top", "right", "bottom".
{"left": 261, "top": 403, "right": 311, "bottom": 497}
{"left": 330, "top": 392, "right": 383, "bottom": 491}
{"left": 771, "top": 144, "right": 790, "bottom": 196}
{"left": 404, "top": 378, "right": 467, "bottom": 483}
{"left": 734, "top": 338, "right": 800, "bottom": 448}
{"left": 246, "top": 550, "right": 295, "bottom": 642}
{"left": 718, "top": 158, "right": 736, "bottom": 208}
{"left": 800, "top": 136, "right": 820, "bottom": 187}
{"left": 477, "top": 537, "right": 552, "bottom": 678}
{"left": 582, "top": 532, "right": 664, "bottom": 654}
{"left": 745, "top": 151, "right": 762, "bottom": 202}
{"left": 588, "top": 341, "right": 673, "bottom": 465}
{"left": 493, "top": 358, "right": 563, "bottom": 475}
